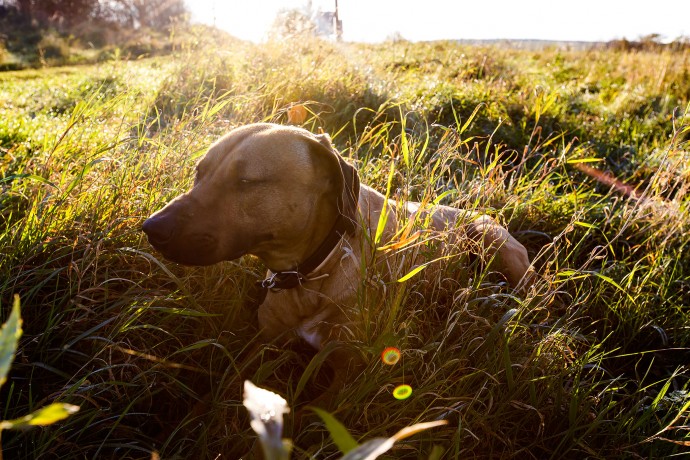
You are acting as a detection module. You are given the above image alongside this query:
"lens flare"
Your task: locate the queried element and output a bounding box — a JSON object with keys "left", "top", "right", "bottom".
{"left": 381, "top": 346, "right": 401, "bottom": 365}
{"left": 393, "top": 384, "right": 412, "bottom": 400}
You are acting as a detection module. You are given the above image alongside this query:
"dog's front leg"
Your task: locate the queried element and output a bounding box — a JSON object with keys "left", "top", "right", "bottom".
{"left": 296, "top": 306, "right": 365, "bottom": 407}
{"left": 317, "top": 332, "right": 364, "bottom": 409}
{"left": 257, "top": 297, "right": 363, "bottom": 403}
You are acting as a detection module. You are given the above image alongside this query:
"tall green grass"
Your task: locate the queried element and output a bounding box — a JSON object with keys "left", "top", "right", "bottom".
{"left": 0, "top": 33, "right": 688, "bottom": 458}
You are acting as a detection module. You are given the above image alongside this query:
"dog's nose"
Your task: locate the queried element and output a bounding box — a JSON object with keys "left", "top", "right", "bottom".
{"left": 142, "top": 216, "right": 174, "bottom": 245}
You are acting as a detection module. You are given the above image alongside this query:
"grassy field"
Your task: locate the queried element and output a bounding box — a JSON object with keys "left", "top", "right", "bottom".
{"left": 1, "top": 27, "right": 689, "bottom": 459}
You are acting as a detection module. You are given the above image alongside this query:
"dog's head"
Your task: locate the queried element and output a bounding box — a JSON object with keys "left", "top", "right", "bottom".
{"left": 142, "top": 123, "right": 360, "bottom": 271}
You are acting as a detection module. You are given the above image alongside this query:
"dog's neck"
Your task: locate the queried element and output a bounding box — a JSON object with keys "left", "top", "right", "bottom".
{"left": 258, "top": 211, "right": 354, "bottom": 290}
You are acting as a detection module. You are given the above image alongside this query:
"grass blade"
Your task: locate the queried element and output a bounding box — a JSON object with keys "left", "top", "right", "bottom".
{"left": 311, "top": 407, "right": 358, "bottom": 454}
{"left": 0, "top": 295, "right": 22, "bottom": 389}
{"left": 0, "top": 403, "right": 80, "bottom": 430}
{"left": 340, "top": 421, "right": 447, "bottom": 460}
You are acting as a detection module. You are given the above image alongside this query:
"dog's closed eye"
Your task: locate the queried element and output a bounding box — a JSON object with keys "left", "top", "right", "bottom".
{"left": 238, "top": 177, "right": 269, "bottom": 186}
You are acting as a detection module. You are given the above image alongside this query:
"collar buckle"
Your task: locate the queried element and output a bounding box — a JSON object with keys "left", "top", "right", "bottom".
{"left": 259, "top": 271, "right": 304, "bottom": 290}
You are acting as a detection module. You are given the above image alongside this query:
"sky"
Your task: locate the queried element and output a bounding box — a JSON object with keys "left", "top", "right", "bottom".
{"left": 185, "top": 0, "right": 689, "bottom": 44}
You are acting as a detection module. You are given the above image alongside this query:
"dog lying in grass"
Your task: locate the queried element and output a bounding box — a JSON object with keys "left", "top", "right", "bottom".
{"left": 142, "top": 123, "right": 532, "bottom": 400}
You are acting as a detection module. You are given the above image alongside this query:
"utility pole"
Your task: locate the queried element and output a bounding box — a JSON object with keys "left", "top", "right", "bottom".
{"left": 334, "top": 0, "right": 342, "bottom": 41}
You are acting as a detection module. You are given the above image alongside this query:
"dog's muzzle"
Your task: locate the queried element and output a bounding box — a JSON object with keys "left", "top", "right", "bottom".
{"left": 142, "top": 211, "right": 220, "bottom": 265}
{"left": 142, "top": 214, "right": 175, "bottom": 246}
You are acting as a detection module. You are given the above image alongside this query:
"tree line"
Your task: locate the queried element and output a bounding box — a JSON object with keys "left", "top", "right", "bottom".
{"left": 0, "top": 0, "right": 188, "bottom": 31}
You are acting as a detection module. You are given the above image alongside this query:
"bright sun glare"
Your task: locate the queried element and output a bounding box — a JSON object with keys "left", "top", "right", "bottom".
{"left": 186, "top": 0, "right": 690, "bottom": 43}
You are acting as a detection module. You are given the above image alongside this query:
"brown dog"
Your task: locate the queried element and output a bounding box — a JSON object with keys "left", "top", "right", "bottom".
{"left": 143, "top": 123, "right": 531, "bottom": 398}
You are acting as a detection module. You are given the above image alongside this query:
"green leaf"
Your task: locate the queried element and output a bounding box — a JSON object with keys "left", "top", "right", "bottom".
{"left": 428, "top": 445, "right": 445, "bottom": 460}
{"left": 294, "top": 341, "right": 339, "bottom": 401}
{"left": 566, "top": 157, "right": 604, "bottom": 164}
{"left": 0, "top": 295, "right": 22, "bottom": 389}
{"left": 374, "top": 204, "right": 390, "bottom": 246}
{"left": 0, "top": 174, "right": 58, "bottom": 188}
{"left": 0, "top": 403, "right": 79, "bottom": 430}
{"left": 460, "top": 103, "right": 483, "bottom": 135}
{"left": 400, "top": 126, "right": 410, "bottom": 168}
{"left": 573, "top": 221, "right": 598, "bottom": 229}
{"left": 374, "top": 161, "right": 396, "bottom": 245}
{"left": 397, "top": 252, "right": 459, "bottom": 283}
{"left": 199, "top": 89, "right": 234, "bottom": 122}
{"left": 311, "top": 407, "right": 358, "bottom": 454}
{"left": 397, "top": 264, "right": 427, "bottom": 283}
{"left": 432, "top": 189, "right": 457, "bottom": 206}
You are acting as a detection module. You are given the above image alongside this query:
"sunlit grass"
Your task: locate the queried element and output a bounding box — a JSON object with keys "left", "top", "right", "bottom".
{"left": 0, "top": 33, "right": 689, "bottom": 458}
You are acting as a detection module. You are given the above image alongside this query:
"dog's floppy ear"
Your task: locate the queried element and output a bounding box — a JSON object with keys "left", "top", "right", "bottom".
{"left": 313, "top": 133, "right": 360, "bottom": 234}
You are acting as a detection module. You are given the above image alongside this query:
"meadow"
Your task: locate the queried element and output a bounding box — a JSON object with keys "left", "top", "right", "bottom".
{"left": 1, "top": 27, "right": 689, "bottom": 458}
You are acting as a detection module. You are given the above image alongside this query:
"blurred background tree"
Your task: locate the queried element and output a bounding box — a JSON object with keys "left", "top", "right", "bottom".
{"left": 99, "top": 0, "right": 188, "bottom": 29}
{"left": 270, "top": 8, "right": 317, "bottom": 40}
{"left": 0, "top": 0, "right": 188, "bottom": 31}
{"left": 0, "top": 0, "right": 189, "bottom": 67}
